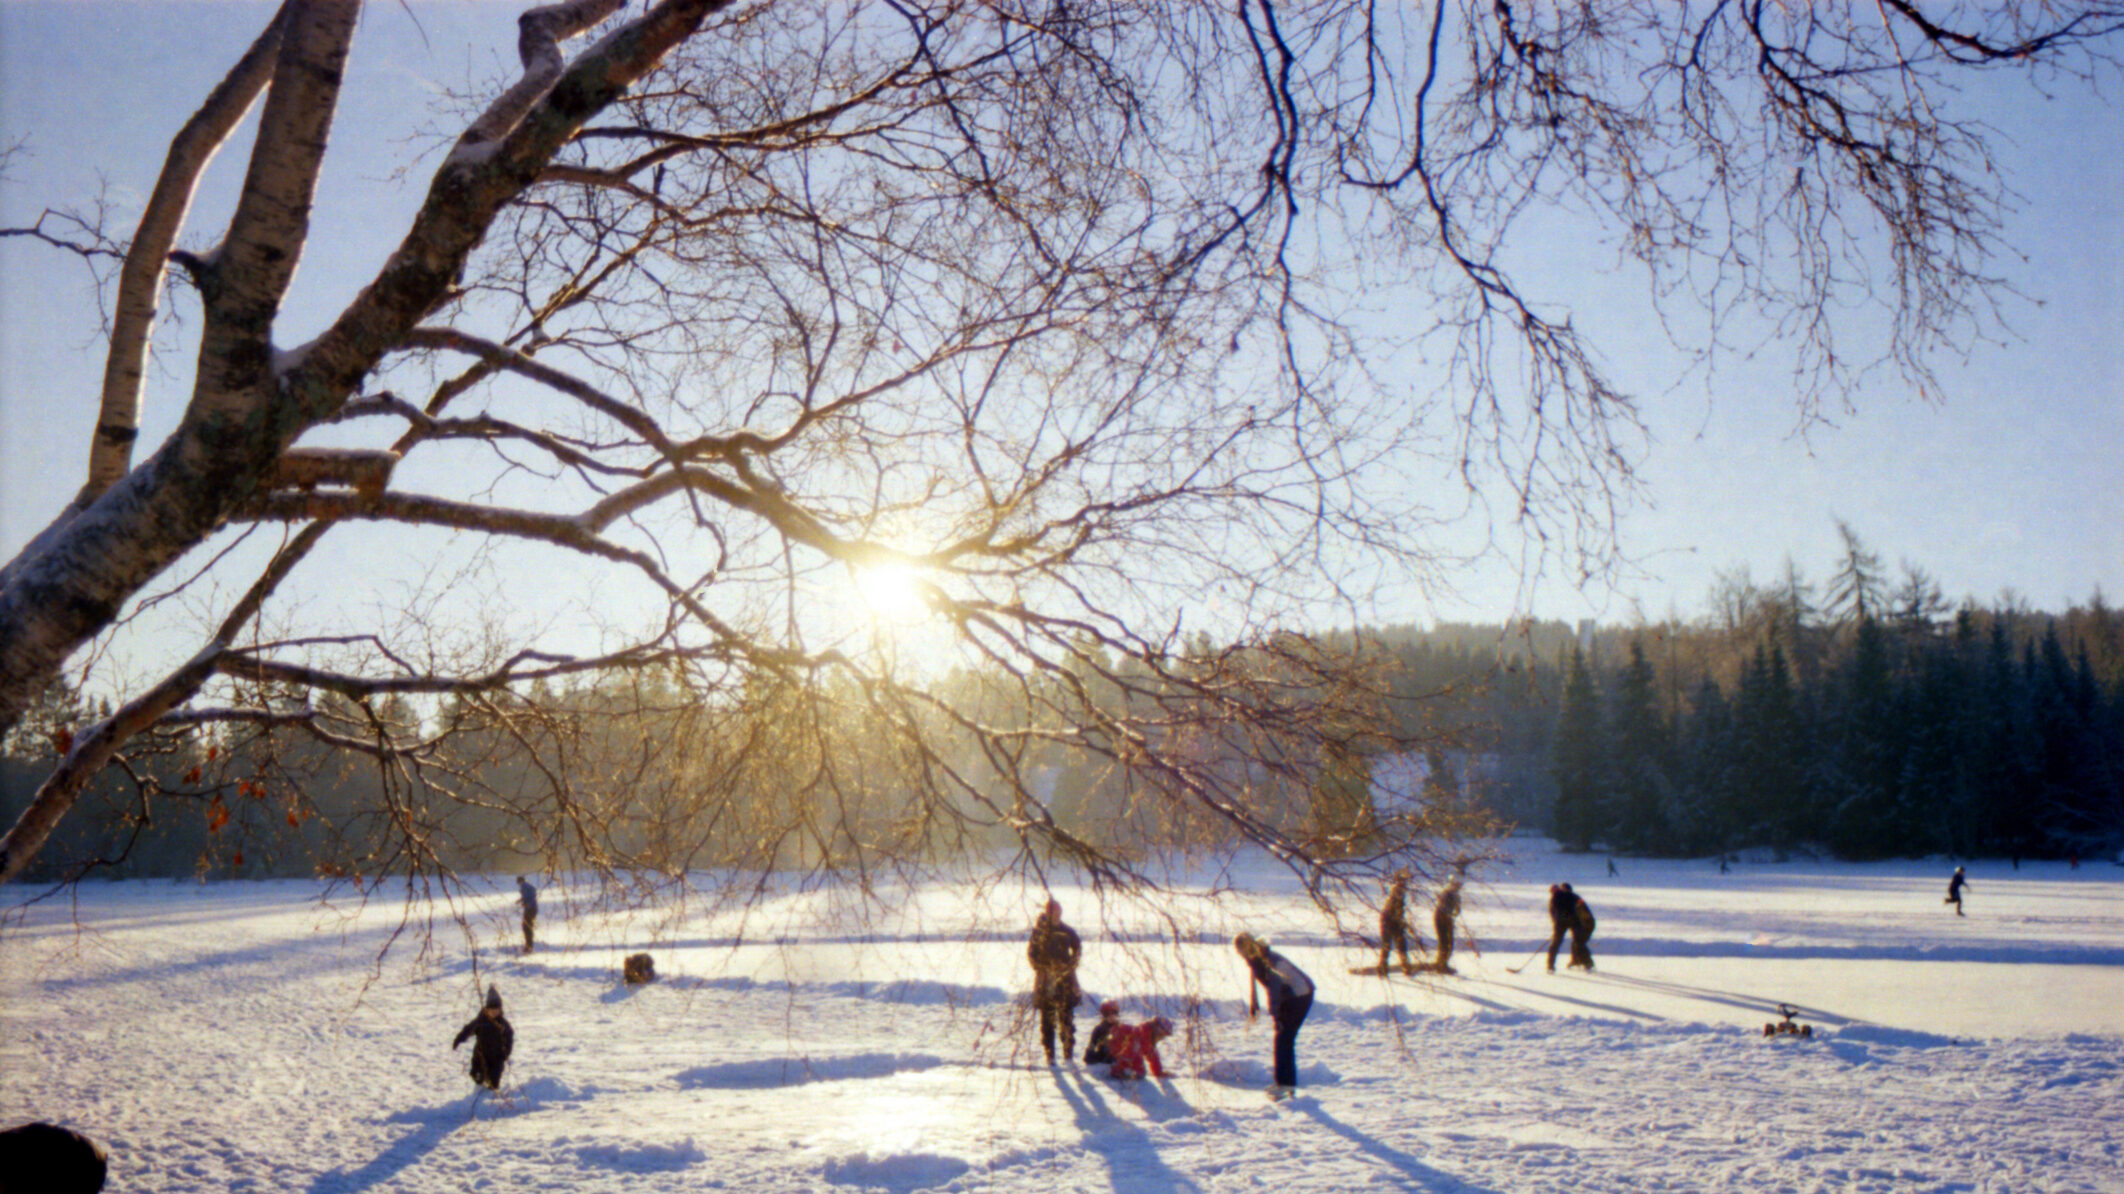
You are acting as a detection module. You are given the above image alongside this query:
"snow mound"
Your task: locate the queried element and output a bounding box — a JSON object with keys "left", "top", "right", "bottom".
{"left": 821, "top": 1150, "right": 972, "bottom": 1190}
{"left": 574, "top": 1137, "right": 705, "bottom": 1172}
{"left": 1831, "top": 1024, "right": 1971, "bottom": 1049}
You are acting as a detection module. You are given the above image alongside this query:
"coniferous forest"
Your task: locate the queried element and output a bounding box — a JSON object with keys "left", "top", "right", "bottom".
{"left": 1359, "top": 546, "right": 2124, "bottom": 862}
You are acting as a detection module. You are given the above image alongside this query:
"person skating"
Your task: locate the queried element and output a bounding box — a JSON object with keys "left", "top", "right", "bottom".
{"left": 1544, "top": 883, "right": 1573, "bottom": 972}
{"left": 515, "top": 874, "right": 539, "bottom": 954}
{"left": 1105, "top": 1015, "right": 1175, "bottom": 1080}
{"left": 1545, "top": 883, "right": 1595, "bottom": 971}
{"left": 1084, "top": 1000, "right": 1122, "bottom": 1065}
{"left": 1374, "top": 869, "right": 1422, "bottom": 975}
{"left": 1567, "top": 888, "right": 1596, "bottom": 970}
{"left": 1945, "top": 866, "right": 1969, "bottom": 916}
{"left": 1027, "top": 897, "right": 1083, "bottom": 1065}
{"left": 452, "top": 984, "right": 515, "bottom": 1091}
{"left": 1432, "top": 879, "right": 1464, "bottom": 973}
{"left": 1235, "top": 932, "right": 1314, "bottom": 1098}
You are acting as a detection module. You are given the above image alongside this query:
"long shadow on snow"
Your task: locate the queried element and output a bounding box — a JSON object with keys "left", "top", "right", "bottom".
{"left": 1052, "top": 1068, "right": 1200, "bottom": 1192}
{"left": 1294, "top": 1101, "right": 1507, "bottom": 1194}
{"left": 1585, "top": 972, "right": 1861, "bottom": 1026}
{"left": 305, "top": 1098, "right": 469, "bottom": 1194}
{"left": 674, "top": 1052, "right": 952, "bottom": 1089}
{"left": 1459, "top": 975, "right": 1663, "bottom": 1022}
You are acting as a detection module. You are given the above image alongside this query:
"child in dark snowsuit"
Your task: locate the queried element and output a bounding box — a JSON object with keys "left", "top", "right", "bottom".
{"left": 516, "top": 875, "right": 539, "bottom": 953}
{"left": 1235, "top": 932, "right": 1314, "bottom": 1097}
{"left": 1945, "top": 866, "right": 1968, "bottom": 916}
{"left": 452, "top": 984, "right": 515, "bottom": 1090}
{"left": 1084, "top": 1000, "right": 1122, "bottom": 1065}
{"left": 1027, "top": 898, "right": 1083, "bottom": 1065}
{"left": 1377, "top": 869, "right": 1422, "bottom": 974}
{"left": 1105, "top": 1016, "right": 1174, "bottom": 1080}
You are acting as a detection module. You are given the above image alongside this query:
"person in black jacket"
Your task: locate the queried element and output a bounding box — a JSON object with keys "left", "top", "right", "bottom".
{"left": 1546, "top": 883, "right": 1595, "bottom": 972}
{"left": 452, "top": 984, "right": 515, "bottom": 1090}
{"left": 1027, "top": 898, "right": 1083, "bottom": 1065}
{"left": 1235, "top": 932, "right": 1314, "bottom": 1097}
{"left": 515, "top": 875, "right": 539, "bottom": 954}
{"left": 1945, "top": 866, "right": 1969, "bottom": 916}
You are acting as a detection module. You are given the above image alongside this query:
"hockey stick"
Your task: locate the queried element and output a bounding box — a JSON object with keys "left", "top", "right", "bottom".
{"left": 1504, "top": 946, "right": 1545, "bottom": 975}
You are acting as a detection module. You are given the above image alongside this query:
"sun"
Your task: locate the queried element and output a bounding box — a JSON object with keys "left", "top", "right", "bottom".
{"left": 851, "top": 561, "right": 932, "bottom": 625}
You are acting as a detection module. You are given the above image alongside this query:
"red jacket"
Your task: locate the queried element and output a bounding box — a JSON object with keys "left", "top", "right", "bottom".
{"left": 1107, "top": 1021, "right": 1169, "bottom": 1079}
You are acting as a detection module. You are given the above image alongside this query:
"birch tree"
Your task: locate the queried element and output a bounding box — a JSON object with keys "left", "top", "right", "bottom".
{"left": 2, "top": 1, "right": 2118, "bottom": 897}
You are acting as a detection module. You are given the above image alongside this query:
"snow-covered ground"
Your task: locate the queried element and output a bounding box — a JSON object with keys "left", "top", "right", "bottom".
{"left": 4, "top": 841, "right": 2120, "bottom": 1192}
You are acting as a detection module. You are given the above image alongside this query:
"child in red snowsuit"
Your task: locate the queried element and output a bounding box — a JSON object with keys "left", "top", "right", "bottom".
{"left": 1106, "top": 1016, "right": 1174, "bottom": 1080}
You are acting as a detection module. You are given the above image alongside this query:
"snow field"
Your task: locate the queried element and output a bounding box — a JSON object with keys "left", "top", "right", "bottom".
{"left": 3, "top": 844, "right": 2121, "bottom": 1192}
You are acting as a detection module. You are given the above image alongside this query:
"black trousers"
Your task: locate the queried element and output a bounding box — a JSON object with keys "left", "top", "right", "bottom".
{"left": 1273, "top": 993, "right": 1313, "bottom": 1088}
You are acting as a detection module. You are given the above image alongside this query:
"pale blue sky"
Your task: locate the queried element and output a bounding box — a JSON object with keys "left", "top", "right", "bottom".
{"left": 4, "top": 2, "right": 2120, "bottom": 637}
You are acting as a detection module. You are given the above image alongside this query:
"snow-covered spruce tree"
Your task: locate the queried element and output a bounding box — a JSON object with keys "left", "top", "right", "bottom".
{"left": 3, "top": 2, "right": 2120, "bottom": 909}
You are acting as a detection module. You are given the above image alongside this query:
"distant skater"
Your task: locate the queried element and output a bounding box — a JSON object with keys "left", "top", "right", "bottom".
{"left": 1607, "top": 858, "right": 1619, "bottom": 878}
{"left": 1945, "top": 866, "right": 1969, "bottom": 916}
{"left": 516, "top": 874, "right": 539, "bottom": 953}
{"left": 1546, "top": 883, "right": 1596, "bottom": 971}
{"left": 1432, "top": 879, "right": 1463, "bottom": 973}
{"left": 1028, "top": 898, "right": 1083, "bottom": 1065}
{"left": 452, "top": 984, "right": 515, "bottom": 1091}
{"left": 1376, "top": 869, "right": 1421, "bottom": 974}
{"left": 1235, "top": 933, "right": 1314, "bottom": 1098}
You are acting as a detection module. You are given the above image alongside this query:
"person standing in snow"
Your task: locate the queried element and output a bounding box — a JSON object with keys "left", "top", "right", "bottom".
{"left": 1945, "top": 866, "right": 1969, "bottom": 916}
{"left": 1432, "top": 879, "right": 1464, "bottom": 972}
{"left": 1546, "top": 883, "right": 1595, "bottom": 971}
{"left": 1235, "top": 932, "right": 1314, "bottom": 1097}
{"left": 1105, "top": 1015, "right": 1175, "bottom": 1080}
{"left": 452, "top": 984, "right": 515, "bottom": 1090}
{"left": 1376, "top": 869, "right": 1421, "bottom": 974}
{"left": 1027, "top": 898, "right": 1083, "bottom": 1065}
{"left": 1084, "top": 1000, "right": 1122, "bottom": 1065}
{"left": 515, "top": 875, "right": 539, "bottom": 954}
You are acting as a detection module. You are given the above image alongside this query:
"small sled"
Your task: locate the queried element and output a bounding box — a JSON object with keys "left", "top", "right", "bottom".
{"left": 1763, "top": 1003, "right": 1813, "bottom": 1038}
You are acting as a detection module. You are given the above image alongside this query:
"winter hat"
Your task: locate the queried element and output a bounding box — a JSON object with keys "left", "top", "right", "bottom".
{"left": 1099, "top": 1000, "right": 1121, "bottom": 1017}
{"left": 1045, "top": 897, "right": 1062, "bottom": 919}
{"left": 1147, "top": 1016, "right": 1174, "bottom": 1039}
{"left": 484, "top": 984, "right": 503, "bottom": 1011}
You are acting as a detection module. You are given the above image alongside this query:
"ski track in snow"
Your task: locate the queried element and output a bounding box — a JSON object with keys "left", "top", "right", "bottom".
{"left": 4, "top": 843, "right": 2121, "bottom": 1193}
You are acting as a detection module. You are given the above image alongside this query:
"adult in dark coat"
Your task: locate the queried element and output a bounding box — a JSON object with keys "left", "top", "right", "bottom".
{"left": 515, "top": 875, "right": 539, "bottom": 953}
{"left": 452, "top": 984, "right": 515, "bottom": 1090}
{"left": 1546, "top": 883, "right": 1595, "bottom": 971}
{"left": 0, "top": 1121, "right": 107, "bottom": 1194}
{"left": 1567, "top": 890, "right": 1597, "bottom": 970}
{"left": 1432, "top": 879, "right": 1464, "bottom": 972}
{"left": 1235, "top": 932, "right": 1315, "bottom": 1096}
{"left": 1945, "top": 866, "right": 1969, "bottom": 916}
{"left": 1376, "top": 869, "right": 1421, "bottom": 974}
{"left": 1027, "top": 898, "right": 1083, "bottom": 1065}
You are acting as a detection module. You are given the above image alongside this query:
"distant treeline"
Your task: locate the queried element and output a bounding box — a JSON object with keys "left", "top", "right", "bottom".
{"left": 1348, "top": 552, "right": 2124, "bottom": 860}
{"left": 8, "top": 536, "right": 2121, "bottom": 881}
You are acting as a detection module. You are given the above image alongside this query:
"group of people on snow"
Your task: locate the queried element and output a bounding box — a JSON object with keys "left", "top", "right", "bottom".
{"left": 1026, "top": 897, "right": 1317, "bottom": 1098}
{"left": 1374, "top": 872, "right": 1467, "bottom": 975}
